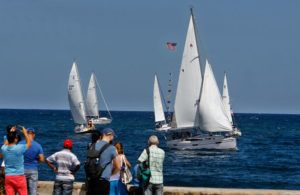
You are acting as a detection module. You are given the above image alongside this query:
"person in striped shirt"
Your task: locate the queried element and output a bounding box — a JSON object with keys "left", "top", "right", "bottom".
{"left": 46, "top": 139, "right": 80, "bottom": 195}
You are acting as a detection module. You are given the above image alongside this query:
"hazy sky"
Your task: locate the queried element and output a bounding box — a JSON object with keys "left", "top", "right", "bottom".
{"left": 0, "top": 0, "right": 300, "bottom": 114}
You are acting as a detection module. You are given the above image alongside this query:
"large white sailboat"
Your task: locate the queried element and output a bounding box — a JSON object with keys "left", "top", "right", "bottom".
{"left": 153, "top": 74, "right": 171, "bottom": 131}
{"left": 68, "top": 62, "right": 94, "bottom": 134}
{"left": 86, "top": 73, "right": 112, "bottom": 125}
{"left": 156, "top": 9, "right": 241, "bottom": 150}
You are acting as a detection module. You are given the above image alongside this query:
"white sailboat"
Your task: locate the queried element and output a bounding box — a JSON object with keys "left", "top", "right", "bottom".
{"left": 68, "top": 62, "right": 94, "bottom": 134}
{"left": 153, "top": 74, "right": 171, "bottom": 131}
{"left": 159, "top": 9, "right": 240, "bottom": 150}
{"left": 86, "top": 73, "right": 112, "bottom": 125}
{"left": 222, "top": 73, "right": 242, "bottom": 136}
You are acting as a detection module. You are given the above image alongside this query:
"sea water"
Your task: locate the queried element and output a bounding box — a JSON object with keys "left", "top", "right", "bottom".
{"left": 0, "top": 109, "right": 299, "bottom": 189}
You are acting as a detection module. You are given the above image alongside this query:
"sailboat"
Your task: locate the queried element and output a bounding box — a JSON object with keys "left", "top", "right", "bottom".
{"left": 68, "top": 62, "right": 94, "bottom": 134}
{"left": 153, "top": 74, "right": 171, "bottom": 131}
{"left": 222, "top": 73, "right": 242, "bottom": 136}
{"left": 156, "top": 9, "right": 241, "bottom": 150}
{"left": 86, "top": 73, "right": 112, "bottom": 125}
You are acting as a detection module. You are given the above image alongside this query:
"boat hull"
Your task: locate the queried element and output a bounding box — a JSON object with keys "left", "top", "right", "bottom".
{"left": 166, "top": 135, "right": 237, "bottom": 150}
{"left": 74, "top": 125, "right": 95, "bottom": 134}
{"left": 89, "top": 117, "right": 112, "bottom": 125}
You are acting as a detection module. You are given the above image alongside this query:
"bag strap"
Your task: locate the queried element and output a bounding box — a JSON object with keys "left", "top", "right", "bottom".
{"left": 146, "top": 147, "right": 150, "bottom": 165}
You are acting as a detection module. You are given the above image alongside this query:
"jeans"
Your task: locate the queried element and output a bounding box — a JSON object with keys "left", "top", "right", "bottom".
{"left": 25, "top": 170, "right": 38, "bottom": 195}
{"left": 144, "top": 183, "right": 163, "bottom": 195}
{"left": 52, "top": 180, "right": 73, "bottom": 195}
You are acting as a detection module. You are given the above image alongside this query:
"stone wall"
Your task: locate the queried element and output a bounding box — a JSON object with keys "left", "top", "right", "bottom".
{"left": 37, "top": 181, "right": 300, "bottom": 195}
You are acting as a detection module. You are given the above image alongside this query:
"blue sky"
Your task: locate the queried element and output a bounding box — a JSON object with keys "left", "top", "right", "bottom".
{"left": 0, "top": 0, "right": 299, "bottom": 114}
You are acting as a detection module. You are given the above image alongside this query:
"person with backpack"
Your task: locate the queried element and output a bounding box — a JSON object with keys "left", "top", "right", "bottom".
{"left": 46, "top": 139, "right": 80, "bottom": 195}
{"left": 137, "top": 135, "right": 165, "bottom": 195}
{"left": 85, "top": 128, "right": 120, "bottom": 195}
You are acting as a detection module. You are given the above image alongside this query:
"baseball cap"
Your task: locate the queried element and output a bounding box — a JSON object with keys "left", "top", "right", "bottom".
{"left": 27, "top": 127, "right": 35, "bottom": 133}
{"left": 64, "top": 139, "right": 73, "bottom": 149}
{"left": 102, "top": 128, "right": 116, "bottom": 137}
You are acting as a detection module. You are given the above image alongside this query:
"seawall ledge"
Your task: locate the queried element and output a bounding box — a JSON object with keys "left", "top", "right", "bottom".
{"left": 37, "top": 181, "right": 300, "bottom": 195}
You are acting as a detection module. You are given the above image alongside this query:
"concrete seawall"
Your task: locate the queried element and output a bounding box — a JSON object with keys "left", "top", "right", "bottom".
{"left": 37, "top": 181, "right": 300, "bottom": 195}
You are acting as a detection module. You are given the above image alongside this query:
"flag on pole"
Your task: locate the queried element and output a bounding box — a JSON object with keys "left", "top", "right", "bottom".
{"left": 166, "top": 42, "right": 177, "bottom": 50}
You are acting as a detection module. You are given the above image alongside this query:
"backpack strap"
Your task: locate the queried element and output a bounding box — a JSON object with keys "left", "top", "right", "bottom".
{"left": 98, "top": 143, "right": 111, "bottom": 158}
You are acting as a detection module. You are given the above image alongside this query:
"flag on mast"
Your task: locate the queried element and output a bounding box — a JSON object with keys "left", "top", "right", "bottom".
{"left": 166, "top": 42, "right": 177, "bottom": 50}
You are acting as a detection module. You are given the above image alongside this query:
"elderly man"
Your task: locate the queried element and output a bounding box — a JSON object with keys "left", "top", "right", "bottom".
{"left": 138, "top": 135, "right": 165, "bottom": 195}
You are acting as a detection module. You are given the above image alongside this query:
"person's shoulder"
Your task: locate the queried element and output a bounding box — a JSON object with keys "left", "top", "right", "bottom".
{"left": 157, "top": 147, "right": 165, "bottom": 154}
{"left": 19, "top": 140, "right": 26, "bottom": 144}
{"left": 1, "top": 144, "right": 7, "bottom": 150}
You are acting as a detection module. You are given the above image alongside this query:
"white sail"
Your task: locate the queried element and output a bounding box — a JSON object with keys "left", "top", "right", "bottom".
{"left": 174, "top": 14, "right": 202, "bottom": 128}
{"left": 222, "top": 73, "right": 233, "bottom": 125}
{"left": 86, "top": 73, "right": 100, "bottom": 118}
{"left": 198, "top": 60, "right": 232, "bottom": 132}
{"left": 68, "top": 62, "right": 87, "bottom": 124}
{"left": 153, "top": 75, "right": 166, "bottom": 123}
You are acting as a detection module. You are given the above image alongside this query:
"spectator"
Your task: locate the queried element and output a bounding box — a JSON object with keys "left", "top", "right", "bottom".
{"left": 46, "top": 139, "right": 80, "bottom": 195}
{"left": 87, "top": 128, "right": 120, "bottom": 195}
{"left": 110, "top": 142, "right": 131, "bottom": 195}
{"left": 19, "top": 127, "right": 44, "bottom": 195}
{"left": 1, "top": 127, "right": 31, "bottom": 195}
{"left": 138, "top": 135, "right": 165, "bottom": 195}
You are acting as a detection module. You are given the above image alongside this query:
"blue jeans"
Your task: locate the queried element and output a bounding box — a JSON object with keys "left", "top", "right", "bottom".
{"left": 109, "top": 180, "right": 127, "bottom": 195}
{"left": 144, "top": 183, "right": 163, "bottom": 195}
{"left": 52, "top": 180, "right": 73, "bottom": 195}
{"left": 25, "top": 170, "right": 38, "bottom": 195}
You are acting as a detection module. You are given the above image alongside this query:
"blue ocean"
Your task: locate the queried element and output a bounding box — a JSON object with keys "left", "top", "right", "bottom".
{"left": 0, "top": 109, "right": 299, "bottom": 190}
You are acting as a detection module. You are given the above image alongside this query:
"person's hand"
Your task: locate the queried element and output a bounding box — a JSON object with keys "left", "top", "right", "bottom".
{"left": 21, "top": 127, "right": 27, "bottom": 134}
{"left": 53, "top": 167, "right": 58, "bottom": 173}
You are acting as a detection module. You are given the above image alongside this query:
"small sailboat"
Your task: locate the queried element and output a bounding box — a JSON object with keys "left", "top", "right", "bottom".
{"left": 68, "top": 62, "right": 94, "bottom": 134}
{"left": 153, "top": 74, "right": 171, "bottom": 131}
{"left": 222, "top": 73, "right": 242, "bottom": 136}
{"left": 155, "top": 9, "right": 241, "bottom": 150}
{"left": 86, "top": 73, "right": 112, "bottom": 125}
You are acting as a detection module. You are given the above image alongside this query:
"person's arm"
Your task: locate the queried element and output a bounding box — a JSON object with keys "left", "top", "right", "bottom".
{"left": 137, "top": 149, "right": 147, "bottom": 164}
{"left": 22, "top": 127, "right": 31, "bottom": 149}
{"left": 46, "top": 159, "right": 57, "bottom": 173}
{"left": 124, "top": 155, "right": 131, "bottom": 168}
{"left": 71, "top": 164, "right": 80, "bottom": 175}
{"left": 38, "top": 154, "right": 45, "bottom": 163}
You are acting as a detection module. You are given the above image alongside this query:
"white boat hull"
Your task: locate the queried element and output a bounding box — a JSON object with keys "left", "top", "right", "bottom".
{"left": 166, "top": 135, "right": 237, "bottom": 150}
{"left": 74, "top": 125, "right": 95, "bottom": 134}
{"left": 89, "top": 117, "right": 112, "bottom": 125}
{"left": 156, "top": 124, "right": 171, "bottom": 131}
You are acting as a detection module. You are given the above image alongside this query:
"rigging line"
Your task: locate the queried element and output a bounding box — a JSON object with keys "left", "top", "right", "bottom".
{"left": 94, "top": 75, "right": 113, "bottom": 120}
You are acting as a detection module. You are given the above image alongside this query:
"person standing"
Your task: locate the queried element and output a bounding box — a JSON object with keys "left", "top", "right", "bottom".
{"left": 1, "top": 127, "right": 32, "bottom": 195}
{"left": 138, "top": 135, "right": 165, "bottom": 195}
{"left": 19, "top": 127, "right": 44, "bottom": 195}
{"left": 46, "top": 139, "right": 80, "bottom": 195}
{"left": 87, "top": 128, "right": 120, "bottom": 195}
{"left": 110, "top": 142, "right": 131, "bottom": 195}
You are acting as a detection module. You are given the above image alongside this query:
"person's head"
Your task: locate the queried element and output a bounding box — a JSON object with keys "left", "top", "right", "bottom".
{"left": 27, "top": 127, "right": 36, "bottom": 140}
{"left": 6, "top": 125, "right": 16, "bottom": 134}
{"left": 114, "top": 142, "right": 124, "bottom": 155}
{"left": 101, "top": 128, "right": 116, "bottom": 143}
{"left": 91, "top": 131, "right": 100, "bottom": 144}
{"left": 148, "top": 135, "right": 159, "bottom": 146}
{"left": 7, "top": 131, "right": 19, "bottom": 144}
{"left": 63, "top": 139, "right": 73, "bottom": 150}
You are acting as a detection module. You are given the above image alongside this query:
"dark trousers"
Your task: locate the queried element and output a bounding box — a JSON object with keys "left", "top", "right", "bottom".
{"left": 87, "top": 179, "right": 110, "bottom": 195}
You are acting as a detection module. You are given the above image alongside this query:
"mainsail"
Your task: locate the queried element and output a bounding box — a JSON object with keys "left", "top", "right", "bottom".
{"left": 198, "top": 60, "right": 232, "bottom": 132}
{"left": 86, "top": 73, "right": 100, "bottom": 118}
{"left": 153, "top": 74, "right": 166, "bottom": 123}
{"left": 173, "top": 13, "right": 202, "bottom": 128}
{"left": 222, "top": 73, "right": 233, "bottom": 125}
{"left": 68, "top": 62, "right": 87, "bottom": 124}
